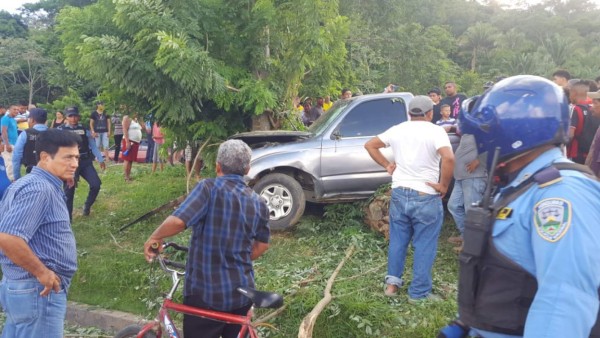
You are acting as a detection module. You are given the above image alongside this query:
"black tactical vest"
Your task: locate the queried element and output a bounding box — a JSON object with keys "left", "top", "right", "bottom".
{"left": 22, "top": 128, "right": 41, "bottom": 167}
{"left": 60, "top": 124, "right": 91, "bottom": 159}
{"left": 458, "top": 163, "right": 600, "bottom": 337}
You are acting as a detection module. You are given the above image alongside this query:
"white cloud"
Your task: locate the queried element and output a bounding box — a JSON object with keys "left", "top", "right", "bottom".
{"left": 0, "top": 0, "right": 38, "bottom": 14}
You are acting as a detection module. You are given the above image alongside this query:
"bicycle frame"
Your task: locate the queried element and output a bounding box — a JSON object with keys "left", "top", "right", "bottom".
{"left": 135, "top": 244, "right": 259, "bottom": 338}
{"left": 136, "top": 299, "right": 258, "bottom": 338}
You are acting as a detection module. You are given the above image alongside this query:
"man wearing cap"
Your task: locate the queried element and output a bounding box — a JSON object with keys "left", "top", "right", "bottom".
{"left": 365, "top": 96, "right": 454, "bottom": 302}
{"left": 12, "top": 108, "right": 49, "bottom": 180}
{"left": 1, "top": 105, "right": 20, "bottom": 181}
{"left": 428, "top": 87, "right": 443, "bottom": 124}
{"left": 584, "top": 91, "right": 600, "bottom": 176}
{"left": 90, "top": 101, "right": 111, "bottom": 163}
{"left": 59, "top": 107, "right": 105, "bottom": 218}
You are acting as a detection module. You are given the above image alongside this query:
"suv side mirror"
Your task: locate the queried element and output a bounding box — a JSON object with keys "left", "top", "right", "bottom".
{"left": 331, "top": 130, "right": 342, "bottom": 140}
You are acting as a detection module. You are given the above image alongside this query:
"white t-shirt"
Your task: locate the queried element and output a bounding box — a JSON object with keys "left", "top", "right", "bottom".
{"left": 128, "top": 119, "right": 143, "bottom": 143}
{"left": 378, "top": 121, "right": 451, "bottom": 194}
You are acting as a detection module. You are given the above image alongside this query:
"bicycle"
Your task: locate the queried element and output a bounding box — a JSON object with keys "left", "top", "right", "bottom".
{"left": 114, "top": 242, "right": 284, "bottom": 338}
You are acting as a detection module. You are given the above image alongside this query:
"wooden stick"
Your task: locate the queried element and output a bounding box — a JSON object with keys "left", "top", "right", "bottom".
{"left": 119, "top": 194, "right": 186, "bottom": 231}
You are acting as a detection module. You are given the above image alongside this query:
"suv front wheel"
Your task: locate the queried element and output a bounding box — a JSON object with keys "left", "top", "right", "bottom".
{"left": 253, "top": 173, "right": 306, "bottom": 231}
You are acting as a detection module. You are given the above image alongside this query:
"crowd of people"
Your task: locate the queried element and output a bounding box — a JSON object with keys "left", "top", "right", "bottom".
{"left": 363, "top": 74, "right": 600, "bottom": 337}
{"left": 0, "top": 71, "right": 599, "bottom": 337}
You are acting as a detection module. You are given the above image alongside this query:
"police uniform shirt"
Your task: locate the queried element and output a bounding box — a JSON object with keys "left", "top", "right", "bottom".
{"left": 473, "top": 147, "right": 600, "bottom": 338}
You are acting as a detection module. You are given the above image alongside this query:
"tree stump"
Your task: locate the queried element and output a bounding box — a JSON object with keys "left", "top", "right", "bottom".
{"left": 363, "top": 189, "right": 391, "bottom": 239}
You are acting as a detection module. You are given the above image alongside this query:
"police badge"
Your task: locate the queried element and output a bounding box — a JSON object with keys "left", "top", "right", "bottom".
{"left": 533, "top": 198, "right": 572, "bottom": 242}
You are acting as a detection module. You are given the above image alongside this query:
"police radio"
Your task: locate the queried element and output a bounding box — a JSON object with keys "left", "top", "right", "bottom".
{"left": 457, "top": 147, "right": 500, "bottom": 329}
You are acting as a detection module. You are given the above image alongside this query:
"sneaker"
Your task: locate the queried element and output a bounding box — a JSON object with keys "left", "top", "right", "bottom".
{"left": 408, "top": 293, "right": 442, "bottom": 304}
{"left": 82, "top": 205, "right": 90, "bottom": 216}
{"left": 447, "top": 236, "right": 463, "bottom": 245}
{"left": 384, "top": 284, "right": 399, "bottom": 297}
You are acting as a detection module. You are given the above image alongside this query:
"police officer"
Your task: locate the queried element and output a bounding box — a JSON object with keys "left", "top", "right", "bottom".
{"left": 12, "top": 108, "right": 49, "bottom": 180}
{"left": 59, "top": 107, "right": 105, "bottom": 218}
{"left": 438, "top": 75, "right": 600, "bottom": 338}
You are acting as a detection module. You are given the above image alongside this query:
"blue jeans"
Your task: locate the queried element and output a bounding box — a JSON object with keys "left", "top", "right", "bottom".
{"left": 385, "top": 188, "right": 443, "bottom": 299}
{"left": 447, "top": 177, "right": 487, "bottom": 235}
{"left": 0, "top": 278, "right": 67, "bottom": 338}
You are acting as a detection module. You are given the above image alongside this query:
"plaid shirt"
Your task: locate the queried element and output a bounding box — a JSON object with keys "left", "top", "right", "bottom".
{"left": 173, "top": 174, "right": 270, "bottom": 311}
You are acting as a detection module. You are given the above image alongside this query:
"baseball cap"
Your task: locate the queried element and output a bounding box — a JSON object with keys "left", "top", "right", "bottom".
{"left": 427, "top": 87, "right": 441, "bottom": 95}
{"left": 65, "top": 106, "right": 80, "bottom": 116}
{"left": 409, "top": 95, "right": 434, "bottom": 116}
{"left": 29, "top": 108, "right": 47, "bottom": 122}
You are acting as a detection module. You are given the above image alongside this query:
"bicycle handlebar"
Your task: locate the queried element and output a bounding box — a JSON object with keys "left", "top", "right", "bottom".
{"left": 151, "top": 242, "right": 188, "bottom": 271}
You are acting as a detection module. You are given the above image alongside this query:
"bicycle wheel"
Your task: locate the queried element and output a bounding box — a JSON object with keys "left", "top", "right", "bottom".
{"left": 113, "top": 324, "right": 157, "bottom": 338}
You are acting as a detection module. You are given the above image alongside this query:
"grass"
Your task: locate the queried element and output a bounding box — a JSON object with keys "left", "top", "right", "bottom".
{"left": 69, "top": 163, "right": 462, "bottom": 337}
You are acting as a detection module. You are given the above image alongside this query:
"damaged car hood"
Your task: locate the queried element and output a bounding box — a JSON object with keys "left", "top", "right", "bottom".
{"left": 229, "top": 130, "right": 312, "bottom": 147}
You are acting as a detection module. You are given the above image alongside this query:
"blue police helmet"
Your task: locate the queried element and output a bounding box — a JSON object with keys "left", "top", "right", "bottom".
{"left": 458, "top": 75, "right": 569, "bottom": 169}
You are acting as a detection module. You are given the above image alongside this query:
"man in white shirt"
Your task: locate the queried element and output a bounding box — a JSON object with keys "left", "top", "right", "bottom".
{"left": 365, "top": 95, "right": 454, "bottom": 302}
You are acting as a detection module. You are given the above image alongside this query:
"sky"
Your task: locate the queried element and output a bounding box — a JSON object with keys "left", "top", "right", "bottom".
{"left": 1, "top": 0, "right": 38, "bottom": 14}
{"left": 3, "top": 0, "right": 600, "bottom": 14}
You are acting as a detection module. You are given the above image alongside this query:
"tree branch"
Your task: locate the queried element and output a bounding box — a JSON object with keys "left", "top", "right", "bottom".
{"left": 297, "top": 244, "right": 356, "bottom": 338}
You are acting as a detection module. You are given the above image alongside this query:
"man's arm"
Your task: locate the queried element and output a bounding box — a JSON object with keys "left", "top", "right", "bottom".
{"left": 364, "top": 137, "right": 395, "bottom": 175}
{"left": 426, "top": 146, "right": 455, "bottom": 197}
{"left": 107, "top": 115, "right": 111, "bottom": 136}
{"left": 89, "top": 115, "right": 97, "bottom": 138}
{"left": 144, "top": 215, "right": 186, "bottom": 262}
{"left": 12, "top": 132, "right": 27, "bottom": 180}
{"left": 2, "top": 125, "right": 9, "bottom": 149}
{"left": 0, "top": 233, "right": 61, "bottom": 296}
{"left": 251, "top": 241, "right": 269, "bottom": 260}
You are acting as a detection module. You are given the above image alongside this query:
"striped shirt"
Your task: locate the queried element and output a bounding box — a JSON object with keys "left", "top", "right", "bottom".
{"left": 173, "top": 175, "right": 270, "bottom": 311}
{"left": 0, "top": 167, "right": 77, "bottom": 288}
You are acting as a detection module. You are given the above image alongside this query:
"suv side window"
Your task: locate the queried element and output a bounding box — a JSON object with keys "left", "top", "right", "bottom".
{"left": 336, "top": 98, "right": 407, "bottom": 138}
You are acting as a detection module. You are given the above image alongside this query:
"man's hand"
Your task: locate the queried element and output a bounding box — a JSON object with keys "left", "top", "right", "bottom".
{"left": 99, "top": 162, "right": 106, "bottom": 170}
{"left": 466, "top": 158, "right": 480, "bottom": 173}
{"left": 385, "top": 162, "right": 396, "bottom": 175}
{"left": 36, "top": 268, "right": 61, "bottom": 296}
{"left": 426, "top": 181, "right": 448, "bottom": 198}
{"left": 5, "top": 145, "right": 12, "bottom": 153}
{"left": 91, "top": 131, "right": 97, "bottom": 138}
{"left": 144, "top": 237, "right": 163, "bottom": 263}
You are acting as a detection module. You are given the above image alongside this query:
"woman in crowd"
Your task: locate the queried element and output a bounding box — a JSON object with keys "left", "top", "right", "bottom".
{"left": 50, "top": 111, "right": 65, "bottom": 128}
{"left": 121, "top": 111, "right": 145, "bottom": 182}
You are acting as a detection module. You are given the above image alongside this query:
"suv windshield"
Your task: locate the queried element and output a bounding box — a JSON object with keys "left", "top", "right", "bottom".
{"left": 308, "top": 99, "right": 352, "bottom": 135}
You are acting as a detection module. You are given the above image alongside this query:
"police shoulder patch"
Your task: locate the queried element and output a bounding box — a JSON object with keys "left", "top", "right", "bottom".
{"left": 533, "top": 198, "right": 572, "bottom": 242}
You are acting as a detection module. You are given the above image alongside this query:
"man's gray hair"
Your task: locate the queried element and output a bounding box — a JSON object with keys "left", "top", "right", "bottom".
{"left": 217, "top": 139, "right": 252, "bottom": 175}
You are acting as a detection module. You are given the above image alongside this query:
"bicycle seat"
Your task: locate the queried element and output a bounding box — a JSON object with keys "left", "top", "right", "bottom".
{"left": 236, "top": 287, "right": 283, "bottom": 309}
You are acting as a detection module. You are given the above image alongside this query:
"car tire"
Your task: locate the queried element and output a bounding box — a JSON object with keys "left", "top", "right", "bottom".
{"left": 253, "top": 173, "right": 306, "bottom": 231}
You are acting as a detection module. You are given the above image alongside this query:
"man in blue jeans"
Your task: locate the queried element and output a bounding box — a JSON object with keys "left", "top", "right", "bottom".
{"left": 365, "top": 96, "right": 454, "bottom": 302}
{"left": 0, "top": 129, "right": 80, "bottom": 338}
{"left": 447, "top": 134, "right": 487, "bottom": 252}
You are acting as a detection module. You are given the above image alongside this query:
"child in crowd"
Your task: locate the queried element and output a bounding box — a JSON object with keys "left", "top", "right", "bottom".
{"left": 436, "top": 104, "right": 457, "bottom": 133}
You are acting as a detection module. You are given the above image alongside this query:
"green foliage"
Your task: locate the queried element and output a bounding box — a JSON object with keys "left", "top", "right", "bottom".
{"left": 0, "top": 11, "right": 28, "bottom": 39}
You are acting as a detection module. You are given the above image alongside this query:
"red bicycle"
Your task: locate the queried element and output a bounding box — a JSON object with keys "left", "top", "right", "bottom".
{"left": 114, "top": 242, "right": 284, "bottom": 338}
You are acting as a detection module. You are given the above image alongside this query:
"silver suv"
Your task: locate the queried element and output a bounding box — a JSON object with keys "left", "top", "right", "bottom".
{"left": 231, "top": 93, "right": 414, "bottom": 230}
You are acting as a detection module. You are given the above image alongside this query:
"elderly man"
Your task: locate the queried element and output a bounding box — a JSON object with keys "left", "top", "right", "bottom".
{"left": 365, "top": 96, "right": 454, "bottom": 302}
{"left": 144, "top": 139, "right": 270, "bottom": 338}
{"left": 0, "top": 129, "right": 80, "bottom": 338}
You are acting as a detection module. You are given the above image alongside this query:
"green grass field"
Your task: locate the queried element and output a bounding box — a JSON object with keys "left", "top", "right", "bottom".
{"left": 69, "top": 163, "right": 461, "bottom": 337}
